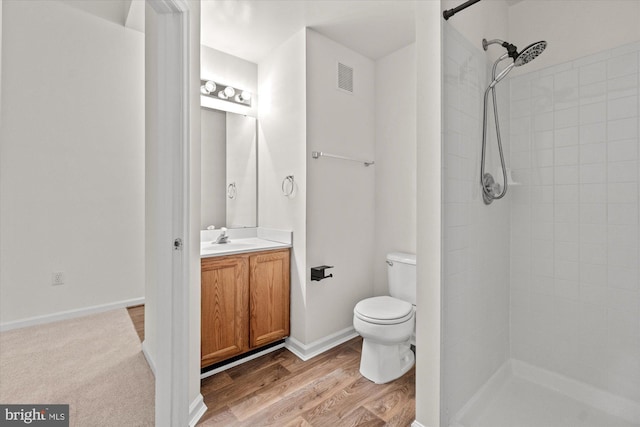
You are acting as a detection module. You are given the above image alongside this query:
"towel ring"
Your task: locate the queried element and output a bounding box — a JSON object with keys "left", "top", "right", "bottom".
{"left": 227, "top": 182, "right": 237, "bottom": 199}
{"left": 282, "top": 175, "right": 294, "bottom": 197}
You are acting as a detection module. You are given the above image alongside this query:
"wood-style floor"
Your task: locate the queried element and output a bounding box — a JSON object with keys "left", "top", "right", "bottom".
{"left": 126, "top": 306, "right": 415, "bottom": 427}
{"left": 126, "top": 304, "right": 145, "bottom": 341}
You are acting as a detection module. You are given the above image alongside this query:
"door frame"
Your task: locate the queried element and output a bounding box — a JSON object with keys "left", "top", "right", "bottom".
{"left": 145, "top": 0, "right": 193, "bottom": 425}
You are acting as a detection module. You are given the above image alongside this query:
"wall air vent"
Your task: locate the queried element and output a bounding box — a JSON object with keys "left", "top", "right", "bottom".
{"left": 337, "top": 62, "right": 354, "bottom": 94}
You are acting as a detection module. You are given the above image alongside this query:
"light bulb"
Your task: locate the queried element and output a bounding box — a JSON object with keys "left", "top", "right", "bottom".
{"left": 204, "top": 80, "right": 216, "bottom": 93}
{"left": 217, "top": 90, "right": 228, "bottom": 100}
{"left": 224, "top": 86, "right": 235, "bottom": 97}
{"left": 200, "top": 85, "right": 210, "bottom": 95}
{"left": 235, "top": 91, "right": 252, "bottom": 104}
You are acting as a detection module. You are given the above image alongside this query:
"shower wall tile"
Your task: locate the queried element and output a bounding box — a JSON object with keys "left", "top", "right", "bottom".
{"left": 554, "top": 146, "right": 579, "bottom": 165}
{"left": 608, "top": 160, "right": 638, "bottom": 182}
{"left": 608, "top": 95, "right": 638, "bottom": 120}
{"left": 580, "top": 203, "right": 607, "bottom": 224}
{"left": 608, "top": 117, "right": 638, "bottom": 141}
{"left": 443, "top": 25, "right": 511, "bottom": 420}
{"left": 580, "top": 81, "right": 607, "bottom": 105}
{"left": 580, "top": 163, "right": 606, "bottom": 183}
{"left": 608, "top": 139, "right": 638, "bottom": 161}
{"left": 509, "top": 40, "right": 640, "bottom": 404}
{"left": 580, "top": 142, "right": 606, "bottom": 164}
{"left": 580, "top": 263, "right": 607, "bottom": 286}
{"left": 579, "top": 61, "right": 607, "bottom": 86}
{"left": 608, "top": 74, "right": 638, "bottom": 99}
{"left": 534, "top": 111, "right": 554, "bottom": 131}
{"left": 554, "top": 127, "right": 579, "bottom": 147}
{"left": 580, "top": 223, "right": 607, "bottom": 244}
{"left": 580, "top": 102, "right": 607, "bottom": 125}
{"left": 579, "top": 123, "right": 607, "bottom": 144}
{"left": 607, "top": 54, "right": 639, "bottom": 79}
{"left": 554, "top": 107, "right": 579, "bottom": 129}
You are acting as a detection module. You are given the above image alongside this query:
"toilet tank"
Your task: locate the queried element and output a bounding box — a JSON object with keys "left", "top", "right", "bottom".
{"left": 387, "top": 252, "right": 416, "bottom": 305}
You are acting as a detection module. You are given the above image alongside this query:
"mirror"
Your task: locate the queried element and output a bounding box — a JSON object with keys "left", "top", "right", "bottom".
{"left": 201, "top": 107, "right": 257, "bottom": 229}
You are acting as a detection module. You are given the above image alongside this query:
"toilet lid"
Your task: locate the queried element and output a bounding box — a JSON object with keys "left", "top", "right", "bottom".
{"left": 354, "top": 296, "right": 414, "bottom": 325}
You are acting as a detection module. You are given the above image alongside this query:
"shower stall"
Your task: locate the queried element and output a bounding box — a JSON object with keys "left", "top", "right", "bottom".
{"left": 441, "top": 1, "right": 640, "bottom": 426}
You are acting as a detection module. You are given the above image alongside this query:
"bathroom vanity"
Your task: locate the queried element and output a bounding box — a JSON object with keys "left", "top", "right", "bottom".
{"left": 200, "top": 229, "right": 291, "bottom": 368}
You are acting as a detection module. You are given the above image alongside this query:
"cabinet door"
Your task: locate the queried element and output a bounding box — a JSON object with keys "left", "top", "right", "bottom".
{"left": 201, "top": 255, "right": 249, "bottom": 367}
{"left": 249, "top": 249, "right": 290, "bottom": 348}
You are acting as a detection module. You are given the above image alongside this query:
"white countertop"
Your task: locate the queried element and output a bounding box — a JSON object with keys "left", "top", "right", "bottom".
{"left": 200, "top": 227, "right": 292, "bottom": 258}
{"left": 201, "top": 237, "right": 291, "bottom": 258}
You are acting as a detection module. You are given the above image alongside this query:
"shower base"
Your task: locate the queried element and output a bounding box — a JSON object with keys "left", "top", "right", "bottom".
{"left": 452, "top": 360, "right": 640, "bottom": 427}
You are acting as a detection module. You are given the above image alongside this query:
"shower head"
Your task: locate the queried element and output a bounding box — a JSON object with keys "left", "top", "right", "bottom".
{"left": 483, "top": 38, "right": 547, "bottom": 67}
{"left": 483, "top": 38, "right": 547, "bottom": 88}
{"left": 514, "top": 41, "right": 547, "bottom": 66}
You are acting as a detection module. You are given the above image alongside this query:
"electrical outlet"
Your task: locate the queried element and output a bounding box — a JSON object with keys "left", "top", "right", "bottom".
{"left": 52, "top": 272, "right": 65, "bottom": 286}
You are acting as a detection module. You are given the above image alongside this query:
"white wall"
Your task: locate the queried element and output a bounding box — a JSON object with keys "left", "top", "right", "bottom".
{"left": 0, "top": 0, "right": 3, "bottom": 127}
{"left": 201, "top": 45, "right": 258, "bottom": 118}
{"left": 509, "top": 0, "right": 640, "bottom": 76}
{"left": 188, "top": 0, "right": 203, "bottom": 407}
{"left": 0, "top": 0, "right": 144, "bottom": 325}
{"left": 200, "top": 108, "right": 226, "bottom": 229}
{"left": 508, "top": 40, "right": 640, "bottom": 404}
{"left": 143, "top": 0, "right": 159, "bottom": 378}
{"left": 305, "top": 29, "right": 376, "bottom": 343}
{"left": 415, "top": 2, "right": 443, "bottom": 425}
{"left": 374, "top": 43, "right": 417, "bottom": 296}
{"left": 258, "top": 29, "right": 308, "bottom": 343}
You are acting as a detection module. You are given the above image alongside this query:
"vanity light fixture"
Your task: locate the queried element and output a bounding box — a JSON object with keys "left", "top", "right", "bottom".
{"left": 200, "top": 79, "right": 251, "bottom": 107}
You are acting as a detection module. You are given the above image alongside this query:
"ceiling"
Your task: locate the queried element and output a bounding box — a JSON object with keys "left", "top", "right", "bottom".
{"left": 200, "top": 0, "right": 417, "bottom": 63}
{"left": 58, "top": 0, "right": 526, "bottom": 64}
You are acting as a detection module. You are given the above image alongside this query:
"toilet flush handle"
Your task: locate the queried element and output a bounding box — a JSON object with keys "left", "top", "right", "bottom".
{"left": 386, "top": 260, "right": 394, "bottom": 266}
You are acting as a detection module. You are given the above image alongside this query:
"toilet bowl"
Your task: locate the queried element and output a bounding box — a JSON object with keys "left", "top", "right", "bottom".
{"left": 353, "top": 252, "right": 417, "bottom": 384}
{"left": 353, "top": 295, "right": 415, "bottom": 384}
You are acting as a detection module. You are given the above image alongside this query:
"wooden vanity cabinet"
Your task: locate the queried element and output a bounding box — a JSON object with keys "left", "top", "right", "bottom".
{"left": 249, "top": 250, "right": 290, "bottom": 348}
{"left": 201, "top": 248, "right": 290, "bottom": 368}
{"left": 200, "top": 255, "right": 249, "bottom": 368}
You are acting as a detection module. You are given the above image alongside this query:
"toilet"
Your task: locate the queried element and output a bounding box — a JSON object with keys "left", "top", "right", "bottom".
{"left": 353, "top": 252, "right": 416, "bottom": 384}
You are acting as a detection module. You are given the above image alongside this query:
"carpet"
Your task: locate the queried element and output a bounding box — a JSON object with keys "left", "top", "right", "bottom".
{"left": 0, "top": 309, "right": 154, "bottom": 426}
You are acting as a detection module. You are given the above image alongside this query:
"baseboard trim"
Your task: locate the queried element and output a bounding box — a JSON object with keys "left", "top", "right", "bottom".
{"left": 512, "top": 359, "right": 640, "bottom": 424}
{"left": 141, "top": 340, "right": 156, "bottom": 376}
{"left": 199, "top": 342, "right": 285, "bottom": 380}
{"left": 188, "top": 393, "right": 207, "bottom": 427}
{"left": 285, "top": 326, "right": 359, "bottom": 361}
{"left": 0, "top": 297, "right": 145, "bottom": 332}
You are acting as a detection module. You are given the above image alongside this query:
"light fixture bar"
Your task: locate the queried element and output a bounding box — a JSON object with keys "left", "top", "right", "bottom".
{"left": 200, "top": 79, "right": 252, "bottom": 107}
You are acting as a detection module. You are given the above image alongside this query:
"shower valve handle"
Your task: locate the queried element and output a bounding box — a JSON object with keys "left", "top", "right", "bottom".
{"left": 482, "top": 172, "right": 503, "bottom": 202}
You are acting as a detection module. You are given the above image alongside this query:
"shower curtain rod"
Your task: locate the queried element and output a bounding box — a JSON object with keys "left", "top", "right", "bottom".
{"left": 443, "top": 0, "right": 482, "bottom": 20}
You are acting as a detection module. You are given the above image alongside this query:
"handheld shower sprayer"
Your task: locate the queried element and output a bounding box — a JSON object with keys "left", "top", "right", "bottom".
{"left": 480, "top": 38, "right": 547, "bottom": 204}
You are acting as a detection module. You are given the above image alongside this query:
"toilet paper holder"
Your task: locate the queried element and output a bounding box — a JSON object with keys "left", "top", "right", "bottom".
{"left": 311, "top": 265, "right": 333, "bottom": 281}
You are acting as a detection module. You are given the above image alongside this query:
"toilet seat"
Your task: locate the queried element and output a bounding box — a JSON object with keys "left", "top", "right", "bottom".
{"left": 354, "top": 296, "right": 414, "bottom": 325}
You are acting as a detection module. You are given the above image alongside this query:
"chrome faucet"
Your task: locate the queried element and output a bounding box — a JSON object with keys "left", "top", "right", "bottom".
{"left": 214, "top": 227, "right": 230, "bottom": 244}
